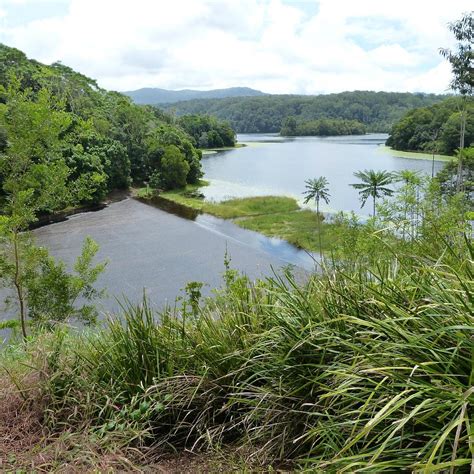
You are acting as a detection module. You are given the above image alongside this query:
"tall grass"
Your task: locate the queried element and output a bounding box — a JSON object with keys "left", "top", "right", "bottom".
{"left": 16, "top": 237, "right": 474, "bottom": 471}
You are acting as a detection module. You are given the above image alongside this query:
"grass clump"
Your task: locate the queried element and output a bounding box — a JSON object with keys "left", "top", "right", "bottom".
{"left": 203, "top": 195, "right": 299, "bottom": 218}
{"left": 3, "top": 233, "right": 472, "bottom": 471}
{"left": 237, "top": 208, "right": 341, "bottom": 251}
{"left": 140, "top": 183, "right": 335, "bottom": 252}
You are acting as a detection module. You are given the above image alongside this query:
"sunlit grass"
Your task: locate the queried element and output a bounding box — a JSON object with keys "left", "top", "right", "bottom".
{"left": 237, "top": 209, "right": 342, "bottom": 252}
{"left": 144, "top": 184, "right": 337, "bottom": 252}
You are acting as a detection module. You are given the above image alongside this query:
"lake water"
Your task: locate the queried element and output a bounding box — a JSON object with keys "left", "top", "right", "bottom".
{"left": 1, "top": 133, "right": 447, "bottom": 325}
{"left": 202, "top": 133, "right": 444, "bottom": 215}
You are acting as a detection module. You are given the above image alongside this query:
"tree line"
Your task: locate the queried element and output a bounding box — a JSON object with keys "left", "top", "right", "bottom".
{"left": 386, "top": 96, "right": 474, "bottom": 155}
{"left": 162, "top": 91, "right": 446, "bottom": 134}
{"left": 281, "top": 116, "right": 366, "bottom": 136}
{"left": 0, "top": 45, "right": 238, "bottom": 214}
{"left": 176, "top": 114, "right": 235, "bottom": 148}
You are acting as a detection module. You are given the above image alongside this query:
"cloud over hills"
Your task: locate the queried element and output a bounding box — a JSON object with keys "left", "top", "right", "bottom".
{"left": 0, "top": 0, "right": 471, "bottom": 94}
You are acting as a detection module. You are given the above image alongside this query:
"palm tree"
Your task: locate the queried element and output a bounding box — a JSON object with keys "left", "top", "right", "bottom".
{"left": 351, "top": 170, "right": 394, "bottom": 217}
{"left": 303, "top": 177, "right": 330, "bottom": 255}
{"left": 395, "top": 169, "right": 421, "bottom": 186}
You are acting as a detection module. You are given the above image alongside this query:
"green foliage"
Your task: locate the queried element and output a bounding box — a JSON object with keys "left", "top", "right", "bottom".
{"left": 162, "top": 91, "right": 445, "bottom": 133}
{"left": 439, "top": 12, "right": 474, "bottom": 97}
{"left": 23, "top": 226, "right": 472, "bottom": 471}
{"left": 25, "top": 237, "right": 106, "bottom": 328}
{"left": 157, "top": 145, "right": 190, "bottom": 190}
{"left": 281, "top": 117, "right": 366, "bottom": 136}
{"left": 302, "top": 177, "right": 330, "bottom": 210}
{"left": 177, "top": 114, "right": 236, "bottom": 148}
{"left": 386, "top": 97, "right": 474, "bottom": 155}
{"left": 351, "top": 169, "right": 394, "bottom": 216}
{"left": 302, "top": 177, "right": 331, "bottom": 255}
{"left": 437, "top": 146, "right": 474, "bottom": 207}
{"left": 145, "top": 121, "right": 203, "bottom": 185}
{"left": 0, "top": 43, "right": 203, "bottom": 214}
{"left": 0, "top": 214, "right": 106, "bottom": 333}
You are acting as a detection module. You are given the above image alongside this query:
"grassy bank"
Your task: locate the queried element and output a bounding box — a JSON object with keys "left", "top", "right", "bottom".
{"left": 378, "top": 144, "right": 452, "bottom": 162}
{"left": 2, "top": 235, "right": 472, "bottom": 471}
{"left": 138, "top": 183, "right": 339, "bottom": 253}
{"left": 201, "top": 143, "right": 246, "bottom": 155}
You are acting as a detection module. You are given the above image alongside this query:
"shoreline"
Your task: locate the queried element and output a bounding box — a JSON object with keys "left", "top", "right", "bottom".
{"left": 137, "top": 187, "right": 339, "bottom": 254}
{"left": 28, "top": 189, "right": 130, "bottom": 230}
{"left": 377, "top": 144, "right": 452, "bottom": 162}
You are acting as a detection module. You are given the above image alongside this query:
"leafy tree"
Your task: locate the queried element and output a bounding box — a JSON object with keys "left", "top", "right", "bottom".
{"left": 0, "top": 219, "right": 106, "bottom": 337}
{"left": 25, "top": 237, "right": 106, "bottom": 328}
{"left": 303, "top": 177, "right": 330, "bottom": 255}
{"left": 440, "top": 12, "right": 474, "bottom": 190}
{"left": 281, "top": 116, "right": 297, "bottom": 135}
{"left": 437, "top": 146, "right": 474, "bottom": 207}
{"left": 351, "top": 170, "right": 394, "bottom": 217}
{"left": 384, "top": 170, "right": 423, "bottom": 240}
{"left": 159, "top": 145, "right": 190, "bottom": 189}
{"left": 387, "top": 97, "right": 474, "bottom": 155}
{"left": 177, "top": 114, "right": 235, "bottom": 148}
{"left": 0, "top": 190, "right": 106, "bottom": 339}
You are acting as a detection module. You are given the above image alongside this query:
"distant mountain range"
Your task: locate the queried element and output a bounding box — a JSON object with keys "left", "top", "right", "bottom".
{"left": 123, "top": 87, "right": 266, "bottom": 104}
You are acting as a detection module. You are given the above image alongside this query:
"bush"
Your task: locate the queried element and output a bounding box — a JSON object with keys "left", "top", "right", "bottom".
{"left": 32, "top": 234, "right": 473, "bottom": 471}
{"left": 159, "top": 145, "right": 190, "bottom": 189}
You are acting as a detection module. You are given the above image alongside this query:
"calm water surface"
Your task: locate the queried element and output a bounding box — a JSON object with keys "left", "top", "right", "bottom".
{"left": 1, "top": 133, "right": 447, "bottom": 323}
{"left": 202, "top": 134, "right": 444, "bottom": 214}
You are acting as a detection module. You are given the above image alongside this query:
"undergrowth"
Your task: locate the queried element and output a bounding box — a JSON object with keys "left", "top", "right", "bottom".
{"left": 3, "top": 236, "right": 473, "bottom": 472}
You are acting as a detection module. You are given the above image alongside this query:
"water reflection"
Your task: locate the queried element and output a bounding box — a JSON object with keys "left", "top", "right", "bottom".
{"left": 137, "top": 196, "right": 318, "bottom": 272}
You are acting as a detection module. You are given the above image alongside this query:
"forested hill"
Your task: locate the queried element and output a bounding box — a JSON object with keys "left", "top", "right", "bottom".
{"left": 124, "top": 87, "right": 266, "bottom": 104}
{"left": 386, "top": 97, "right": 474, "bottom": 155}
{"left": 0, "top": 44, "right": 206, "bottom": 218}
{"left": 161, "top": 92, "right": 446, "bottom": 133}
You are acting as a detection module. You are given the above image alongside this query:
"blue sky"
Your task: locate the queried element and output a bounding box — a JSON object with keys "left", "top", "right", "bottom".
{"left": 0, "top": 0, "right": 471, "bottom": 93}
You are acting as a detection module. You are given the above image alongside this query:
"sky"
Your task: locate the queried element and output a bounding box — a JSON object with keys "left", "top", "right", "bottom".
{"left": 0, "top": 0, "right": 472, "bottom": 94}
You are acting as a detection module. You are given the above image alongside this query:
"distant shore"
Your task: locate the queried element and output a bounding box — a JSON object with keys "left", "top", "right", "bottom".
{"left": 378, "top": 145, "right": 452, "bottom": 162}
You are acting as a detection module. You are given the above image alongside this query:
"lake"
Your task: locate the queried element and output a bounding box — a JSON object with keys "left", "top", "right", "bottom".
{"left": 202, "top": 133, "right": 444, "bottom": 214}
{"left": 1, "top": 133, "right": 447, "bottom": 323}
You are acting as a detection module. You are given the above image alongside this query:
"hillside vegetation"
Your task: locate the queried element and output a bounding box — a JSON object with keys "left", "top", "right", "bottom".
{"left": 161, "top": 91, "right": 446, "bottom": 133}
{"left": 0, "top": 43, "right": 204, "bottom": 216}
{"left": 387, "top": 96, "right": 474, "bottom": 155}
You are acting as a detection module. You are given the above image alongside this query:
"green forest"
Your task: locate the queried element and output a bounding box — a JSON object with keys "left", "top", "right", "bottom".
{"left": 281, "top": 116, "right": 366, "bottom": 136}
{"left": 387, "top": 96, "right": 474, "bottom": 154}
{"left": 176, "top": 114, "right": 235, "bottom": 148}
{"left": 162, "top": 91, "right": 445, "bottom": 133}
{"left": 0, "top": 44, "right": 237, "bottom": 214}
{"left": 0, "top": 44, "right": 207, "bottom": 211}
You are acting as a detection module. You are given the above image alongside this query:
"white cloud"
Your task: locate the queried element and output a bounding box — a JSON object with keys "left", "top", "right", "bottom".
{"left": 0, "top": 0, "right": 471, "bottom": 93}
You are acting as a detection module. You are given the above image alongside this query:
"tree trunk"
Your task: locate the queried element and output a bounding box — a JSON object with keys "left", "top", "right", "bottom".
{"left": 373, "top": 196, "right": 376, "bottom": 217}
{"left": 317, "top": 199, "right": 322, "bottom": 257}
{"left": 13, "top": 233, "right": 27, "bottom": 341}
{"left": 456, "top": 100, "right": 466, "bottom": 192}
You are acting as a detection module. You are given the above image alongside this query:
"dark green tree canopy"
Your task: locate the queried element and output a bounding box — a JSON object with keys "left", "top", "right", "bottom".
{"left": 0, "top": 43, "right": 205, "bottom": 214}
{"left": 160, "top": 91, "right": 446, "bottom": 134}
{"left": 386, "top": 97, "right": 474, "bottom": 155}
{"left": 177, "top": 114, "right": 235, "bottom": 148}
